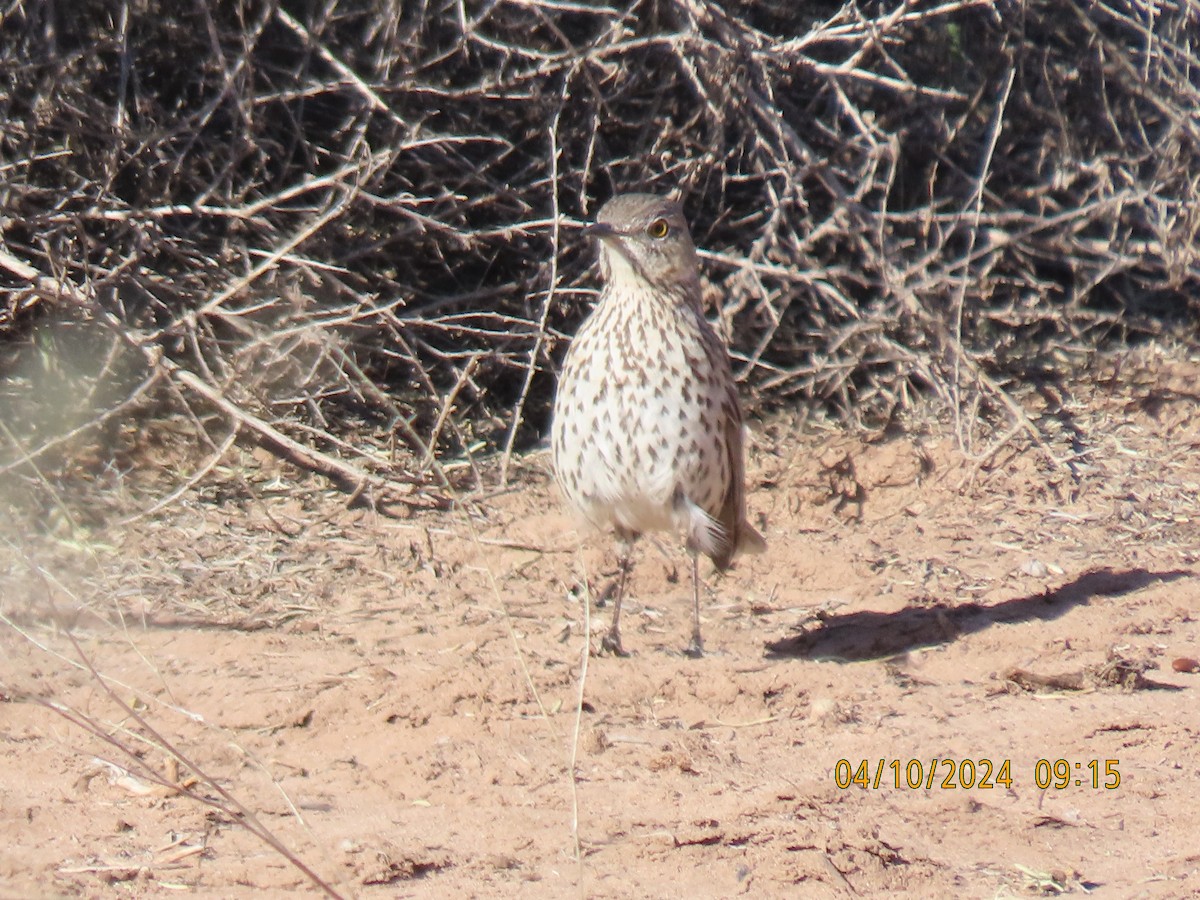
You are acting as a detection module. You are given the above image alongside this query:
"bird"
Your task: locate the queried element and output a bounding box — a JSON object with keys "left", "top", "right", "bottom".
{"left": 551, "top": 192, "right": 766, "bottom": 657}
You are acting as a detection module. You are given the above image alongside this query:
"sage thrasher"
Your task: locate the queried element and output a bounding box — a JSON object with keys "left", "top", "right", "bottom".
{"left": 551, "top": 193, "right": 766, "bottom": 657}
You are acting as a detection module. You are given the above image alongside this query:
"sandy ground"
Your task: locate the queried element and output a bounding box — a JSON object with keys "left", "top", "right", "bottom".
{"left": 3, "top": 370, "right": 1200, "bottom": 898}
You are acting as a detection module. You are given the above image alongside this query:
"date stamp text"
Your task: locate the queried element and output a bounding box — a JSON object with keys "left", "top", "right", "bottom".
{"left": 834, "top": 758, "right": 1120, "bottom": 791}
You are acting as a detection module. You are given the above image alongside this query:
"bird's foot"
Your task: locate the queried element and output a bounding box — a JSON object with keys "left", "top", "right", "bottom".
{"left": 599, "top": 631, "right": 631, "bottom": 658}
{"left": 683, "top": 635, "right": 705, "bottom": 659}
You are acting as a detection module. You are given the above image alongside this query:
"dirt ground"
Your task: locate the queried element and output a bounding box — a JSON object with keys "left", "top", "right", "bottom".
{"left": 3, "top": 366, "right": 1200, "bottom": 898}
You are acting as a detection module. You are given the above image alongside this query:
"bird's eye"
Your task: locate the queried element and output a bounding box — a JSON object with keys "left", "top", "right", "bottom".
{"left": 646, "top": 218, "right": 670, "bottom": 239}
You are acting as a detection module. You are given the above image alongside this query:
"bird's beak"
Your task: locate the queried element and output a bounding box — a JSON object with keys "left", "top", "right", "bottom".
{"left": 584, "top": 222, "right": 618, "bottom": 242}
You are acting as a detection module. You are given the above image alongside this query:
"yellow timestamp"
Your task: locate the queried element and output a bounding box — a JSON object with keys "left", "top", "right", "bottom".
{"left": 833, "top": 758, "right": 1121, "bottom": 791}
{"left": 1033, "top": 758, "right": 1120, "bottom": 790}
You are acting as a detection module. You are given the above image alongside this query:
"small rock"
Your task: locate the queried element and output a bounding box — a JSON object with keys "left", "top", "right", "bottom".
{"left": 1019, "top": 559, "right": 1049, "bottom": 578}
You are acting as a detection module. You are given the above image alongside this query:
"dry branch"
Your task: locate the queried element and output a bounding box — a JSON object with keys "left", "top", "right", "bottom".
{"left": 0, "top": 246, "right": 436, "bottom": 509}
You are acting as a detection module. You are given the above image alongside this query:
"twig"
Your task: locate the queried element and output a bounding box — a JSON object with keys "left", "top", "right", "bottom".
{"left": 163, "top": 359, "right": 421, "bottom": 505}
{"left": 950, "top": 67, "right": 1016, "bottom": 453}
{"left": 273, "top": 8, "right": 408, "bottom": 129}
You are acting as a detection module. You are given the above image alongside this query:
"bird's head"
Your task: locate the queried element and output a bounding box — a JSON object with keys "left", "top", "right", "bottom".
{"left": 586, "top": 193, "right": 701, "bottom": 297}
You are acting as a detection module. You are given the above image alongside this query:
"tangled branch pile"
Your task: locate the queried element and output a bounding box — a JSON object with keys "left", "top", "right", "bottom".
{"left": 2, "top": 0, "right": 1198, "bottom": 503}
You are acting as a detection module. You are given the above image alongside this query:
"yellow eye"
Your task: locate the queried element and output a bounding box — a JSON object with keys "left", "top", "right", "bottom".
{"left": 646, "top": 218, "right": 670, "bottom": 239}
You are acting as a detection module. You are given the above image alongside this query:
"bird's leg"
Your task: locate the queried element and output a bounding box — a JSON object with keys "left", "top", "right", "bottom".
{"left": 601, "top": 537, "right": 633, "bottom": 657}
{"left": 684, "top": 551, "right": 705, "bottom": 658}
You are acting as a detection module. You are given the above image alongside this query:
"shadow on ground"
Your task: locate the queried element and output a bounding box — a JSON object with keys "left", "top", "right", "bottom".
{"left": 765, "top": 567, "right": 1196, "bottom": 662}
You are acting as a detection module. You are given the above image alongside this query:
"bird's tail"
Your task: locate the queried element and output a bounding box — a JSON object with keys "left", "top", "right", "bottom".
{"left": 736, "top": 521, "right": 767, "bottom": 557}
{"left": 685, "top": 500, "right": 765, "bottom": 572}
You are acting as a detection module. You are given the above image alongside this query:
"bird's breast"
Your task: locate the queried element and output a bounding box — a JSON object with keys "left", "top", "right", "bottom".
{"left": 551, "top": 292, "right": 732, "bottom": 535}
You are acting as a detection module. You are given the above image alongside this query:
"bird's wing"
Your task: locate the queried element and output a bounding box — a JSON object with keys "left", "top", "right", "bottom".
{"left": 705, "top": 388, "right": 764, "bottom": 570}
